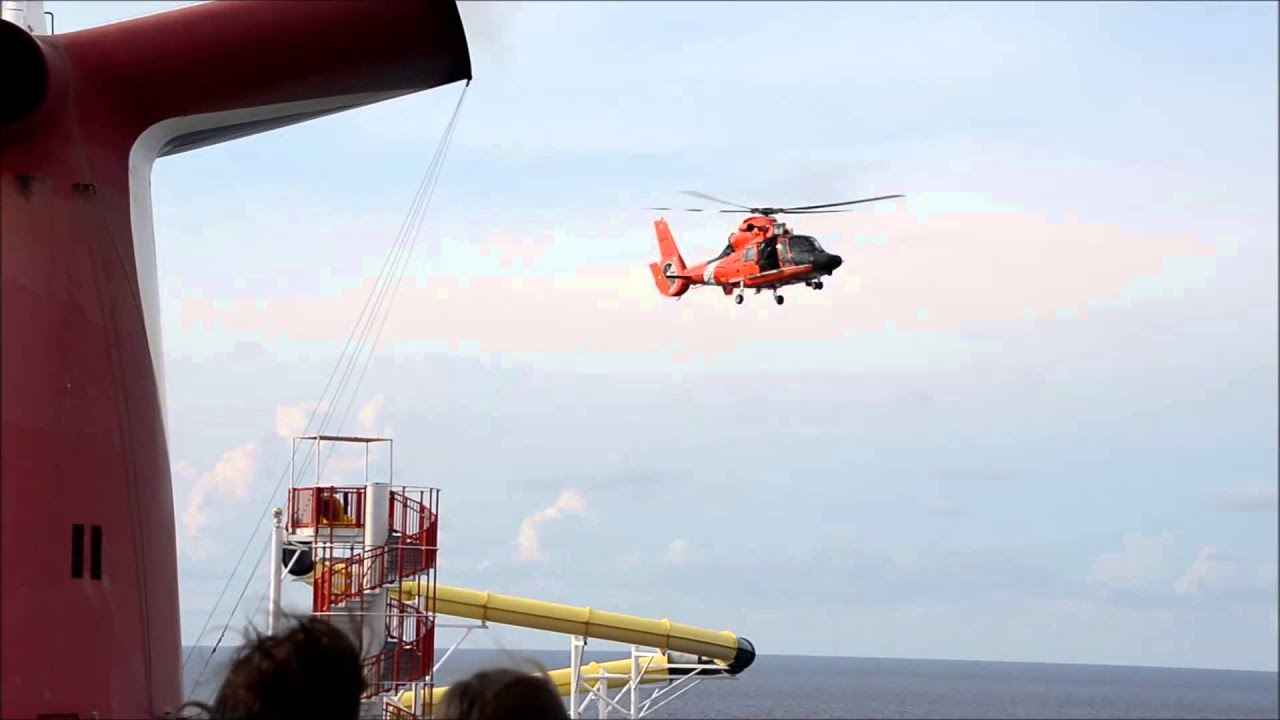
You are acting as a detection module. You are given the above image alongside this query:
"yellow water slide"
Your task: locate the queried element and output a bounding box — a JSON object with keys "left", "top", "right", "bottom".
{"left": 399, "top": 583, "right": 755, "bottom": 668}
{"left": 396, "top": 654, "right": 680, "bottom": 709}
{"left": 389, "top": 583, "right": 754, "bottom": 710}
{"left": 297, "top": 567, "right": 756, "bottom": 709}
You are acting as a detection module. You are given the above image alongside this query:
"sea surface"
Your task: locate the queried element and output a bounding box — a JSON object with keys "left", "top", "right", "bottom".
{"left": 182, "top": 646, "right": 1279, "bottom": 718}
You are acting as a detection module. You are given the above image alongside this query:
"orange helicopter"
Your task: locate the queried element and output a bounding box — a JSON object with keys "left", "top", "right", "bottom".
{"left": 647, "top": 190, "right": 904, "bottom": 305}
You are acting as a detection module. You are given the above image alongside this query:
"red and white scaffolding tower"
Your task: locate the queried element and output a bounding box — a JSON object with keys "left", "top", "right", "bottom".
{"left": 269, "top": 434, "right": 439, "bottom": 719}
{"left": 265, "top": 434, "right": 749, "bottom": 719}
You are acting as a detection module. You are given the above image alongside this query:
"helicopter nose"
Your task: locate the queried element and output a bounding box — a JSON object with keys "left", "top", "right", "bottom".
{"left": 814, "top": 252, "right": 843, "bottom": 274}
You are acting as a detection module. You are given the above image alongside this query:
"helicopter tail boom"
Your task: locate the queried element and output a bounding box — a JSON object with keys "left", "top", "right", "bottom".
{"left": 650, "top": 218, "right": 691, "bottom": 297}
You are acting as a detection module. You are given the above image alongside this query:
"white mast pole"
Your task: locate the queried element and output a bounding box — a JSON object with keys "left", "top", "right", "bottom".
{"left": 268, "top": 508, "right": 284, "bottom": 634}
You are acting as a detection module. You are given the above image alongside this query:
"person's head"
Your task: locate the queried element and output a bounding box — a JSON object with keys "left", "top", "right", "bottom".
{"left": 436, "top": 666, "right": 568, "bottom": 720}
{"left": 184, "top": 615, "right": 366, "bottom": 719}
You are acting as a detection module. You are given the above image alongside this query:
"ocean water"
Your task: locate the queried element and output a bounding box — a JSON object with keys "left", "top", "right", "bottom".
{"left": 182, "top": 646, "right": 1279, "bottom": 718}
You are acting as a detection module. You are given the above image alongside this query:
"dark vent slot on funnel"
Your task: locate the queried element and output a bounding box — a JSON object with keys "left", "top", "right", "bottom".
{"left": 90, "top": 525, "right": 102, "bottom": 580}
{"left": 70, "top": 524, "right": 85, "bottom": 578}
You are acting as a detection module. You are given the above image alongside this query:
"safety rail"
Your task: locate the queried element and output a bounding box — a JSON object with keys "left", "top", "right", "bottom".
{"left": 387, "top": 596, "right": 434, "bottom": 661}
{"left": 286, "top": 487, "right": 436, "bottom": 537}
{"left": 389, "top": 489, "right": 438, "bottom": 540}
{"left": 280, "top": 436, "right": 440, "bottom": 718}
{"left": 313, "top": 537, "right": 437, "bottom": 612}
{"left": 314, "top": 543, "right": 386, "bottom": 612}
{"left": 361, "top": 596, "right": 434, "bottom": 699}
{"left": 289, "top": 485, "right": 366, "bottom": 530}
{"left": 391, "top": 528, "right": 438, "bottom": 580}
{"left": 383, "top": 698, "right": 425, "bottom": 720}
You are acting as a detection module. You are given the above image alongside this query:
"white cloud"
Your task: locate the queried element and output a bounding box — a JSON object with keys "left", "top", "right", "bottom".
{"left": 122, "top": 0, "right": 1274, "bottom": 670}
{"left": 515, "top": 490, "right": 586, "bottom": 562}
{"left": 316, "top": 396, "right": 393, "bottom": 482}
{"left": 357, "top": 395, "right": 389, "bottom": 437}
{"left": 178, "top": 207, "right": 1217, "bottom": 365}
{"left": 1174, "top": 545, "right": 1235, "bottom": 596}
{"left": 1208, "top": 484, "right": 1278, "bottom": 513}
{"left": 273, "top": 396, "right": 390, "bottom": 485}
{"left": 664, "top": 539, "right": 689, "bottom": 567}
{"left": 275, "top": 400, "right": 329, "bottom": 439}
{"left": 171, "top": 459, "right": 199, "bottom": 559}
{"left": 181, "top": 442, "right": 258, "bottom": 540}
{"left": 1088, "top": 531, "right": 1175, "bottom": 589}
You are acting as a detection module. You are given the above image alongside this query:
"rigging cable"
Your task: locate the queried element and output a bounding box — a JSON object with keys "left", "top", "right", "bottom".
{"left": 297, "top": 78, "right": 468, "bottom": 481}
{"left": 318, "top": 82, "right": 468, "bottom": 469}
{"left": 248, "top": 574, "right": 270, "bottom": 626}
{"left": 181, "top": 81, "right": 469, "bottom": 693}
{"left": 187, "top": 533, "right": 272, "bottom": 698}
{"left": 186, "top": 80, "right": 467, "bottom": 671}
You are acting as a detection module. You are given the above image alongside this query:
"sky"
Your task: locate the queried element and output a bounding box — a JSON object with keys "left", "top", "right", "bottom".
{"left": 49, "top": 1, "right": 1278, "bottom": 674}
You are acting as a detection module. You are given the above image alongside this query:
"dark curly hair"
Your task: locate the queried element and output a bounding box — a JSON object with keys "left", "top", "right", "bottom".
{"left": 180, "top": 615, "right": 366, "bottom": 719}
{"left": 435, "top": 666, "right": 568, "bottom": 720}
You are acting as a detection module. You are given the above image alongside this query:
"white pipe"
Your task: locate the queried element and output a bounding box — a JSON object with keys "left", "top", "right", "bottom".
{"left": 363, "top": 482, "right": 390, "bottom": 592}
{"left": 570, "top": 636, "right": 583, "bottom": 720}
{"left": 268, "top": 509, "right": 284, "bottom": 634}
{"left": 629, "top": 647, "right": 640, "bottom": 719}
{"left": 364, "top": 483, "right": 390, "bottom": 547}
{"left": 361, "top": 483, "right": 391, "bottom": 665}
{"left": 361, "top": 588, "right": 388, "bottom": 660}
{"left": 596, "top": 675, "right": 608, "bottom": 720}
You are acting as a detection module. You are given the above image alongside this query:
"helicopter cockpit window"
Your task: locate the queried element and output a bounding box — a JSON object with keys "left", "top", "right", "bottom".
{"left": 773, "top": 222, "right": 787, "bottom": 235}
{"left": 744, "top": 246, "right": 757, "bottom": 262}
{"left": 789, "top": 236, "right": 818, "bottom": 254}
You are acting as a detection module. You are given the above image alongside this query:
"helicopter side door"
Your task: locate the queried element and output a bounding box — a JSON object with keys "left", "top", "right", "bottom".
{"left": 776, "top": 237, "right": 795, "bottom": 268}
{"left": 755, "top": 236, "right": 780, "bottom": 273}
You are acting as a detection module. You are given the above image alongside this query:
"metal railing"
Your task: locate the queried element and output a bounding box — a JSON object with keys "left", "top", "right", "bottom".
{"left": 361, "top": 596, "right": 435, "bottom": 698}
{"left": 289, "top": 486, "right": 367, "bottom": 530}
{"left": 286, "top": 474, "right": 440, "bottom": 716}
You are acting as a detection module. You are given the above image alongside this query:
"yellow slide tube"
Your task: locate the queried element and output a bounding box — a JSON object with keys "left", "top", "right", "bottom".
{"left": 298, "top": 570, "right": 756, "bottom": 710}
{"left": 396, "top": 582, "right": 750, "bottom": 664}
{"left": 543, "top": 656, "right": 670, "bottom": 695}
{"left": 396, "top": 655, "right": 673, "bottom": 710}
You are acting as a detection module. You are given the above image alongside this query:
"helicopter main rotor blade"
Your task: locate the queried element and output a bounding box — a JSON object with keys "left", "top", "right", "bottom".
{"left": 715, "top": 208, "right": 879, "bottom": 215}
{"left": 652, "top": 192, "right": 906, "bottom": 217}
{"left": 781, "top": 208, "right": 875, "bottom": 214}
{"left": 678, "top": 190, "right": 756, "bottom": 211}
{"left": 779, "top": 194, "right": 905, "bottom": 212}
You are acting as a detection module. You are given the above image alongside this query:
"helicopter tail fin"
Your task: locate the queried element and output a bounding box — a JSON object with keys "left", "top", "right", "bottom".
{"left": 650, "top": 218, "right": 691, "bottom": 297}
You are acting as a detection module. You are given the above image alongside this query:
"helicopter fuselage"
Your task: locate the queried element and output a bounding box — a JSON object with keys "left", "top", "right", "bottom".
{"left": 690, "top": 215, "right": 842, "bottom": 287}
{"left": 647, "top": 191, "right": 899, "bottom": 305}
{"left": 648, "top": 216, "right": 843, "bottom": 305}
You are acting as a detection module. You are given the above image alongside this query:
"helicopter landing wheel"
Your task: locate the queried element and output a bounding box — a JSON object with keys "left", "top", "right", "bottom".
{"left": 813, "top": 280, "right": 824, "bottom": 290}
{"left": 775, "top": 294, "right": 785, "bottom": 306}
{"left": 734, "top": 293, "right": 744, "bottom": 305}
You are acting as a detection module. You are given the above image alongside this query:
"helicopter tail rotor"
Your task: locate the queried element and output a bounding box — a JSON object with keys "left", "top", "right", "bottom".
{"left": 649, "top": 218, "right": 692, "bottom": 297}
